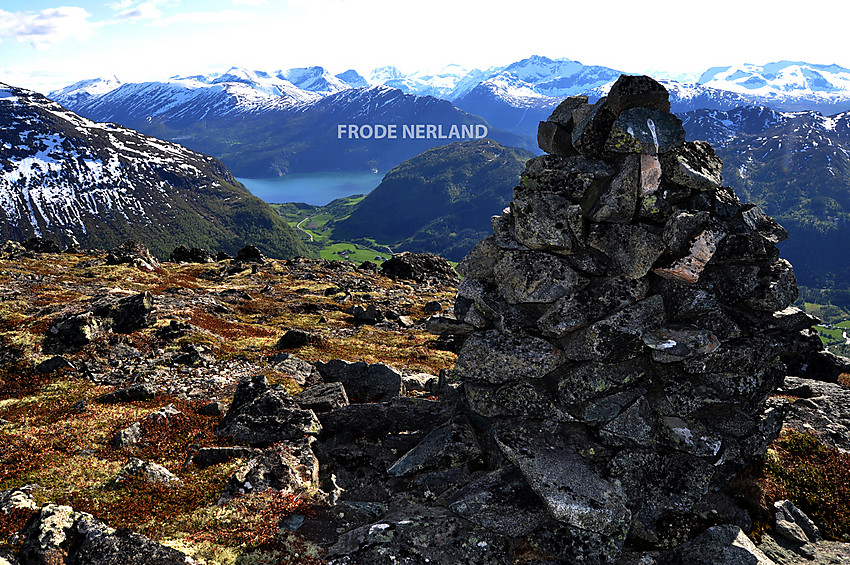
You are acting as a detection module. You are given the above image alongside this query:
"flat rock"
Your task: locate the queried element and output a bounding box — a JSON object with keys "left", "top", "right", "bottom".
{"left": 449, "top": 466, "right": 550, "bottom": 537}
{"left": 493, "top": 423, "right": 630, "bottom": 537}
{"left": 587, "top": 223, "right": 665, "bottom": 279}
{"left": 294, "top": 382, "right": 350, "bottom": 413}
{"left": 387, "top": 420, "right": 482, "bottom": 477}
{"left": 660, "top": 140, "right": 723, "bottom": 191}
{"left": 494, "top": 250, "right": 589, "bottom": 304}
{"left": 782, "top": 376, "right": 850, "bottom": 452}
{"left": 658, "top": 524, "right": 776, "bottom": 565}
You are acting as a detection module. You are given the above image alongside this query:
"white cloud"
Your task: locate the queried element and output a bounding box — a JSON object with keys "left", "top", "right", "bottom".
{"left": 0, "top": 6, "right": 94, "bottom": 49}
{"left": 232, "top": 0, "right": 269, "bottom": 5}
{"left": 117, "top": 2, "right": 163, "bottom": 20}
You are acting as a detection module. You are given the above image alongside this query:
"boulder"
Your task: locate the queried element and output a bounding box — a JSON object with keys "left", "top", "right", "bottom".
{"left": 379, "top": 251, "right": 459, "bottom": 284}
{"left": 315, "top": 359, "right": 404, "bottom": 403}
{"left": 216, "top": 374, "right": 321, "bottom": 446}
{"left": 105, "top": 240, "right": 160, "bottom": 271}
{"left": 95, "top": 383, "right": 157, "bottom": 404}
{"left": 275, "top": 328, "right": 320, "bottom": 349}
{"left": 217, "top": 438, "right": 319, "bottom": 504}
{"left": 112, "top": 458, "right": 179, "bottom": 486}
{"left": 169, "top": 245, "right": 213, "bottom": 263}
{"left": 42, "top": 292, "right": 156, "bottom": 354}
{"left": 294, "top": 382, "right": 350, "bottom": 412}
{"left": 18, "top": 504, "right": 194, "bottom": 565}
{"left": 235, "top": 244, "right": 265, "bottom": 262}
{"left": 22, "top": 237, "right": 63, "bottom": 254}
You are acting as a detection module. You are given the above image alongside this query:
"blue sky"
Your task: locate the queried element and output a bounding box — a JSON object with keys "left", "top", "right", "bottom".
{"left": 2, "top": 0, "right": 850, "bottom": 94}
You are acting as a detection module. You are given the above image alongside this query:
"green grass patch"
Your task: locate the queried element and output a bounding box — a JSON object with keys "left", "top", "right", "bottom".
{"left": 320, "top": 243, "right": 388, "bottom": 265}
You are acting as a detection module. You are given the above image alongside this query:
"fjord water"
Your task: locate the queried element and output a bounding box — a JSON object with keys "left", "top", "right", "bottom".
{"left": 237, "top": 171, "right": 384, "bottom": 205}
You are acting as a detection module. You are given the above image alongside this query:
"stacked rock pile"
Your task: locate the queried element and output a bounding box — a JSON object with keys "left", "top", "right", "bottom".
{"left": 452, "top": 74, "right": 824, "bottom": 557}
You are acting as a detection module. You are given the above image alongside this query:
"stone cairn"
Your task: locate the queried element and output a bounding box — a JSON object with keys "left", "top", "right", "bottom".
{"left": 451, "top": 74, "right": 823, "bottom": 559}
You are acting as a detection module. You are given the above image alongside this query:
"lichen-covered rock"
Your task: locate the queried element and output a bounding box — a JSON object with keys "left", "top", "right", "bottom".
{"left": 18, "top": 504, "right": 194, "bottom": 565}
{"left": 295, "top": 382, "right": 350, "bottom": 412}
{"left": 493, "top": 423, "right": 629, "bottom": 553}
{"left": 453, "top": 330, "right": 565, "bottom": 385}
{"left": 112, "top": 458, "right": 179, "bottom": 486}
{"left": 387, "top": 420, "right": 482, "bottom": 477}
{"left": 449, "top": 467, "right": 550, "bottom": 537}
{"left": 217, "top": 438, "right": 319, "bottom": 504}
{"left": 42, "top": 292, "right": 156, "bottom": 353}
{"left": 325, "top": 505, "right": 509, "bottom": 565}
{"left": 605, "top": 107, "right": 686, "bottom": 155}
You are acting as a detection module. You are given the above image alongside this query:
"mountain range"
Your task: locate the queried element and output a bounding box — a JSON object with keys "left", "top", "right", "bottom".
{"left": 0, "top": 83, "right": 311, "bottom": 259}
{"left": 47, "top": 58, "right": 850, "bottom": 180}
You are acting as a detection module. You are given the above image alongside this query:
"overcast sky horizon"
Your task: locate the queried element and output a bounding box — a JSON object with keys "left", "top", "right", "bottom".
{"left": 3, "top": 0, "right": 850, "bottom": 94}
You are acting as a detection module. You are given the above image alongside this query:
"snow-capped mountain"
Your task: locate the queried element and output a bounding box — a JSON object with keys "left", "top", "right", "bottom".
{"left": 276, "top": 66, "right": 350, "bottom": 95}
{"left": 52, "top": 70, "right": 320, "bottom": 127}
{"left": 48, "top": 76, "right": 122, "bottom": 108}
{"left": 335, "top": 69, "right": 369, "bottom": 89}
{"left": 494, "top": 55, "right": 622, "bottom": 99}
{"left": 680, "top": 106, "right": 790, "bottom": 147}
{"left": 0, "top": 83, "right": 309, "bottom": 258}
{"left": 695, "top": 61, "right": 850, "bottom": 113}
{"left": 378, "top": 64, "right": 480, "bottom": 100}
{"left": 450, "top": 56, "right": 622, "bottom": 136}
{"left": 187, "top": 84, "right": 530, "bottom": 177}
{"left": 699, "top": 61, "right": 850, "bottom": 96}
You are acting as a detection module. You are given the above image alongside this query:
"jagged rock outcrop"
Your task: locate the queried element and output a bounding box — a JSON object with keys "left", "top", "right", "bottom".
{"left": 451, "top": 74, "right": 825, "bottom": 559}
{"left": 215, "top": 374, "right": 321, "bottom": 446}
{"left": 43, "top": 291, "right": 156, "bottom": 354}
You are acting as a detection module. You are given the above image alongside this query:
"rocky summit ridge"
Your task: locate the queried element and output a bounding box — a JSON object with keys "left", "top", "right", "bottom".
{"left": 3, "top": 76, "right": 850, "bottom": 565}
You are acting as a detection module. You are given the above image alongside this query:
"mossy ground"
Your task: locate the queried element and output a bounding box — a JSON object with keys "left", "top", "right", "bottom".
{"left": 0, "top": 250, "right": 458, "bottom": 563}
